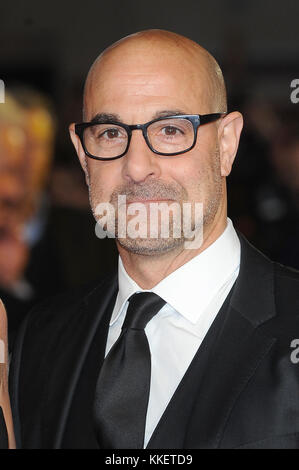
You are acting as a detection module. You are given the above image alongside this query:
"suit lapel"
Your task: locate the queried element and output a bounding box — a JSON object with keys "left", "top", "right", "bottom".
{"left": 185, "top": 232, "right": 277, "bottom": 448}
{"left": 184, "top": 305, "right": 276, "bottom": 448}
{"left": 149, "top": 232, "right": 277, "bottom": 448}
{"left": 231, "top": 231, "right": 276, "bottom": 326}
{"left": 42, "top": 273, "right": 117, "bottom": 449}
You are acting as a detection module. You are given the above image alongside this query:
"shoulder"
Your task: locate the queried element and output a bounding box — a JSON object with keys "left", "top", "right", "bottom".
{"left": 274, "top": 260, "right": 299, "bottom": 282}
{"left": 273, "top": 261, "right": 299, "bottom": 310}
{"left": 16, "top": 271, "right": 117, "bottom": 348}
{"left": 238, "top": 230, "right": 299, "bottom": 310}
{"left": 258, "top": 260, "right": 299, "bottom": 341}
{"left": 9, "top": 271, "right": 117, "bottom": 413}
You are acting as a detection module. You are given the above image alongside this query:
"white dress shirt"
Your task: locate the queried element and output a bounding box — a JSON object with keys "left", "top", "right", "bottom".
{"left": 105, "top": 217, "right": 241, "bottom": 447}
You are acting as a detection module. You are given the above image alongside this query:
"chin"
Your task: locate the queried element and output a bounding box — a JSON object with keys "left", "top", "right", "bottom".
{"left": 116, "top": 236, "right": 184, "bottom": 256}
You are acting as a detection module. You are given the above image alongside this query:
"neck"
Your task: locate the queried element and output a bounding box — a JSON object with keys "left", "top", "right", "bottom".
{"left": 117, "top": 206, "right": 228, "bottom": 290}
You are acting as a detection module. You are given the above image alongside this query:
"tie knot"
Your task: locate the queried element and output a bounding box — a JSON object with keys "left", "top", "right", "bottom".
{"left": 122, "top": 292, "right": 166, "bottom": 331}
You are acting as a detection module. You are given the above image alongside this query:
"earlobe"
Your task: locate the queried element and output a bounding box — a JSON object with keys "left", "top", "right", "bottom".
{"left": 218, "top": 112, "right": 243, "bottom": 177}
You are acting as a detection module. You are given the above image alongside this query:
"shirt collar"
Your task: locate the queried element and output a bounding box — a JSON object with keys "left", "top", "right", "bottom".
{"left": 110, "top": 218, "right": 240, "bottom": 326}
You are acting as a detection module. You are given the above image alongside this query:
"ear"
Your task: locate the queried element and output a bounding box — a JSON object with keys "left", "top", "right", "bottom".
{"left": 218, "top": 112, "right": 243, "bottom": 176}
{"left": 69, "top": 123, "right": 88, "bottom": 178}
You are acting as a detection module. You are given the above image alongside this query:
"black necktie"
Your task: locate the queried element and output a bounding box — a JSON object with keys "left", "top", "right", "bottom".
{"left": 94, "top": 291, "right": 166, "bottom": 449}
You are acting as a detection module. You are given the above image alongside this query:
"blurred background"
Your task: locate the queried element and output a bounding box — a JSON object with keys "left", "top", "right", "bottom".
{"left": 0, "top": 0, "right": 299, "bottom": 348}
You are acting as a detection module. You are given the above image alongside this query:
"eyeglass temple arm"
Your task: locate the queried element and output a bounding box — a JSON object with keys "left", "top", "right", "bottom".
{"left": 199, "top": 112, "right": 227, "bottom": 124}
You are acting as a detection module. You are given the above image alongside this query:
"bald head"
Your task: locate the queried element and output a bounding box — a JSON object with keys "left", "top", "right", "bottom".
{"left": 83, "top": 29, "right": 227, "bottom": 120}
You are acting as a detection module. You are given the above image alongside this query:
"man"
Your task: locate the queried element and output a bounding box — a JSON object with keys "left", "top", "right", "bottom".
{"left": 10, "top": 30, "right": 299, "bottom": 449}
{"left": 0, "top": 300, "right": 15, "bottom": 448}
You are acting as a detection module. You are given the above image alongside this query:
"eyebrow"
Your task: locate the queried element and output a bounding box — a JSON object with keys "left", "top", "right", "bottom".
{"left": 89, "top": 109, "right": 188, "bottom": 124}
{"left": 152, "top": 109, "right": 188, "bottom": 119}
{"left": 90, "top": 113, "right": 122, "bottom": 124}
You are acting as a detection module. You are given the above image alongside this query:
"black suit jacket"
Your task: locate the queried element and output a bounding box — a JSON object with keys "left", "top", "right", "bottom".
{"left": 9, "top": 232, "right": 299, "bottom": 449}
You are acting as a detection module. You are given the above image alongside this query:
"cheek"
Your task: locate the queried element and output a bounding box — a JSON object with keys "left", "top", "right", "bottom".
{"left": 169, "top": 150, "right": 208, "bottom": 186}
{"left": 167, "top": 145, "right": 220, "bottom": 200}
{"left": 189, "top": 133, "right": 220, "bottom": 182}
{"left": 87, "top": 160, "right": 122, "bottom": 201}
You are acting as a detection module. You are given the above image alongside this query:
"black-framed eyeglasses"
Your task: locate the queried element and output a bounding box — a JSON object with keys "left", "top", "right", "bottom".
{"left": 75, "top": 113, "right": 226, "bottom": 161}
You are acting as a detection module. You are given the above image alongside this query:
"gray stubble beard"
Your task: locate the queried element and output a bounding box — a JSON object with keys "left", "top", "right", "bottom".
{"left": 87, "top": 148, "right": 223, "bottom": 256}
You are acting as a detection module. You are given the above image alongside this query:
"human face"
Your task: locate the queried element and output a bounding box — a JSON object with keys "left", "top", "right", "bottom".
{"left": 0, "top": 123, "right": 29, "bottom": 227}
{"left": 71, "top": 44, "right": 225, "bottom": 255}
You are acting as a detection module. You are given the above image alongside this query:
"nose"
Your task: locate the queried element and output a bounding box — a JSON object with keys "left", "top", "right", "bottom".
{"left": 121, "top": 130, "right": 161, "bottom": 184}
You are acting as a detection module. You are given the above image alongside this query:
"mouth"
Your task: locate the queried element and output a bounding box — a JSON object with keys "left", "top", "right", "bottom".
{"left": 125, "top": 198, "right": 175, "bottom": 204}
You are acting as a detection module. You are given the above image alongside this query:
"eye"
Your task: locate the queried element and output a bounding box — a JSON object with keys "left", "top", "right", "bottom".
{"left": 101, "top": 128, "right": 122, "bottom": 139}
{"left": 161, "top": 126, "right": 184, "bottom": 136}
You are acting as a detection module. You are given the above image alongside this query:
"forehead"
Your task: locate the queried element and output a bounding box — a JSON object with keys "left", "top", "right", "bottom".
{"left": 84, "top": 46, "right": 212, "bottom": 120}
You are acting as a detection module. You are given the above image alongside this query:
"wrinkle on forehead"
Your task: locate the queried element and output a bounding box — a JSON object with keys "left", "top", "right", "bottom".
{"left": 83, "top": 29, "right": 227, "bottom": 119}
